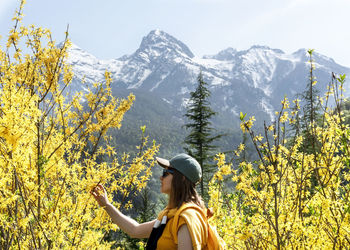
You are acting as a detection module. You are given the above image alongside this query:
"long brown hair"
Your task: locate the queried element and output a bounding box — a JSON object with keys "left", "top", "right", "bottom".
{"left": 168, "top": 168, "right": 204, "bottom": 209}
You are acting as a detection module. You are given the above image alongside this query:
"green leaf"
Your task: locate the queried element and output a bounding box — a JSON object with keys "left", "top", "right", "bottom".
{"left": 337, "top": 74, "right": 346, "bottom": 83}
{"left": 240, "top": 112, "right": 247, "bottom": 121}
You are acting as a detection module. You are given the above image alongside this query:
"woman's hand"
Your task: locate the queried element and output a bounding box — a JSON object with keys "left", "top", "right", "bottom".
{"left": 91, "top": 184, "right": 110, "bottom": 207}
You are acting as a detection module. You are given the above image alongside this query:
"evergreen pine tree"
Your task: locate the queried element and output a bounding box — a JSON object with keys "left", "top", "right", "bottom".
{"left": 296, "top": 49, "right": 322, "bottom": 192}
{"left": 300, "top": 49, "right": 321, "bottom": 154}
{"left": 183, "top": 72, "right": 221, "bottom": 200}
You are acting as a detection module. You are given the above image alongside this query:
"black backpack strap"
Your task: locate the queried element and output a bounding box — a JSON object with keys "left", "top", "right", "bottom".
{"left": 146, "top": 216, "right": 167, "bottom": 250}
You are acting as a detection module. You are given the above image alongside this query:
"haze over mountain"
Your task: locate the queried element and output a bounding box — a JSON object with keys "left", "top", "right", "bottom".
{"left": 64, "top": 29, "right": 350, "bottom": 153}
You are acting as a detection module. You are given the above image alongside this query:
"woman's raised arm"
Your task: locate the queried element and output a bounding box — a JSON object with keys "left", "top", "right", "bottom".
{"left": 91, "top": 184, "right": 155, "bottom": 238}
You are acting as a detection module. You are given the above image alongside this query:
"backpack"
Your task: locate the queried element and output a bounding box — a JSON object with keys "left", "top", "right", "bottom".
{"left": 172, "top": 203, "right": 226, "bottom": 250}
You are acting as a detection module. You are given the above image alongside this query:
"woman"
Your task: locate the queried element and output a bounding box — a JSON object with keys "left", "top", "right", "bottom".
{"left": 91, "top": 153, "right": 208, "bottom": 250}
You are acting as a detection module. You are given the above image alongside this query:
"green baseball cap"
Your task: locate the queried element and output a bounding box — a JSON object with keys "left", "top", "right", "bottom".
{"left": 156, "top": 153, "right": 202, "bottom": 184}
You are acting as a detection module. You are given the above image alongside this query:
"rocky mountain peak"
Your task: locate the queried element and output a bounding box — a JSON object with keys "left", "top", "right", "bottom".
{"left": 136, "top": 29, "right": 194, "bottom": 60}
{"left": 64, "top": 42, "right": 100, "bottom": 66}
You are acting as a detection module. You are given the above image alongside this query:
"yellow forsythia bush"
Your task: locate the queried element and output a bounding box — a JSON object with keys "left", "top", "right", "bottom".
{"left": 0, "top": 1, "right": 158, "bottom": 248}
{"left": 209, "top": 78, "right": 350, "bottom": 248}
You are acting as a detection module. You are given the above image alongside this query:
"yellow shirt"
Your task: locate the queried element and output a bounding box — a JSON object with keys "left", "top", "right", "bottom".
{"left": 156, "top": 203, "right": 208, "bottom": 250}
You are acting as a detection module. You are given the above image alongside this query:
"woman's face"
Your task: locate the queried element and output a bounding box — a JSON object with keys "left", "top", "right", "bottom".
{"left": 160, "top": 168, "right": 173, "bottom": 195}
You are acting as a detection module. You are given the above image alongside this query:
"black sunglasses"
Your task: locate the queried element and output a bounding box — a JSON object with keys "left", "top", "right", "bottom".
{"left": 162, "top": 168, "right": 174, "bottom": 178}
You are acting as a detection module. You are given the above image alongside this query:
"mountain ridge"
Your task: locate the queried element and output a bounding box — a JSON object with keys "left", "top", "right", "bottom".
{"left": 65, "top": 29, "right": 350, "bottom": 128}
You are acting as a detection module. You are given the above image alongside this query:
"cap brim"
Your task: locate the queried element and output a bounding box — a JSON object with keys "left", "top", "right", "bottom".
{"left": 156, "top": 157, "right": 170, "bottom": 168}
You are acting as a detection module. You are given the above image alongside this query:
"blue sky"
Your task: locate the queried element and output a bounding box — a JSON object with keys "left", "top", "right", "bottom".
{"left": 1, "top": 0, "right": 350, "bottom": 67}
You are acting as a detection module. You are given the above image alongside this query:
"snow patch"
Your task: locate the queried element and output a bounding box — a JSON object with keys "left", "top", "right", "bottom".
{"left": 231, "top": 106, "right": 239, "bottom": 116}
{"left": 150, "top": 73, "right": 169, "bottom": 91}
{"left": 260, "top": 98, "right": 275, "bottom": 121}
{"left": 180, "top": 87, "right": 190, "bottom": 95}
{"left": 128, "top": 69, "right": 152, "bottom": 89}
{"left": 162, "top": 98, "right": 173, "bottom": 105}
{"left": 192, "top": 57, "right": 233, "bottom": 70}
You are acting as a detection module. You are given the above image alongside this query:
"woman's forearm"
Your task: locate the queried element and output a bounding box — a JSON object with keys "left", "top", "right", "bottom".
{"left": 91, "top": 184, "right": 155, "bottom": 238}
{"left": 103, "top": 203, "right": 155, "bottom": 238}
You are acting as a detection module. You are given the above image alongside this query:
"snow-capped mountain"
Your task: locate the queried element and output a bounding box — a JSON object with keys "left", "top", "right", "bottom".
{"left": 66, "top": 29, "right": 350, "bottom": 126}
